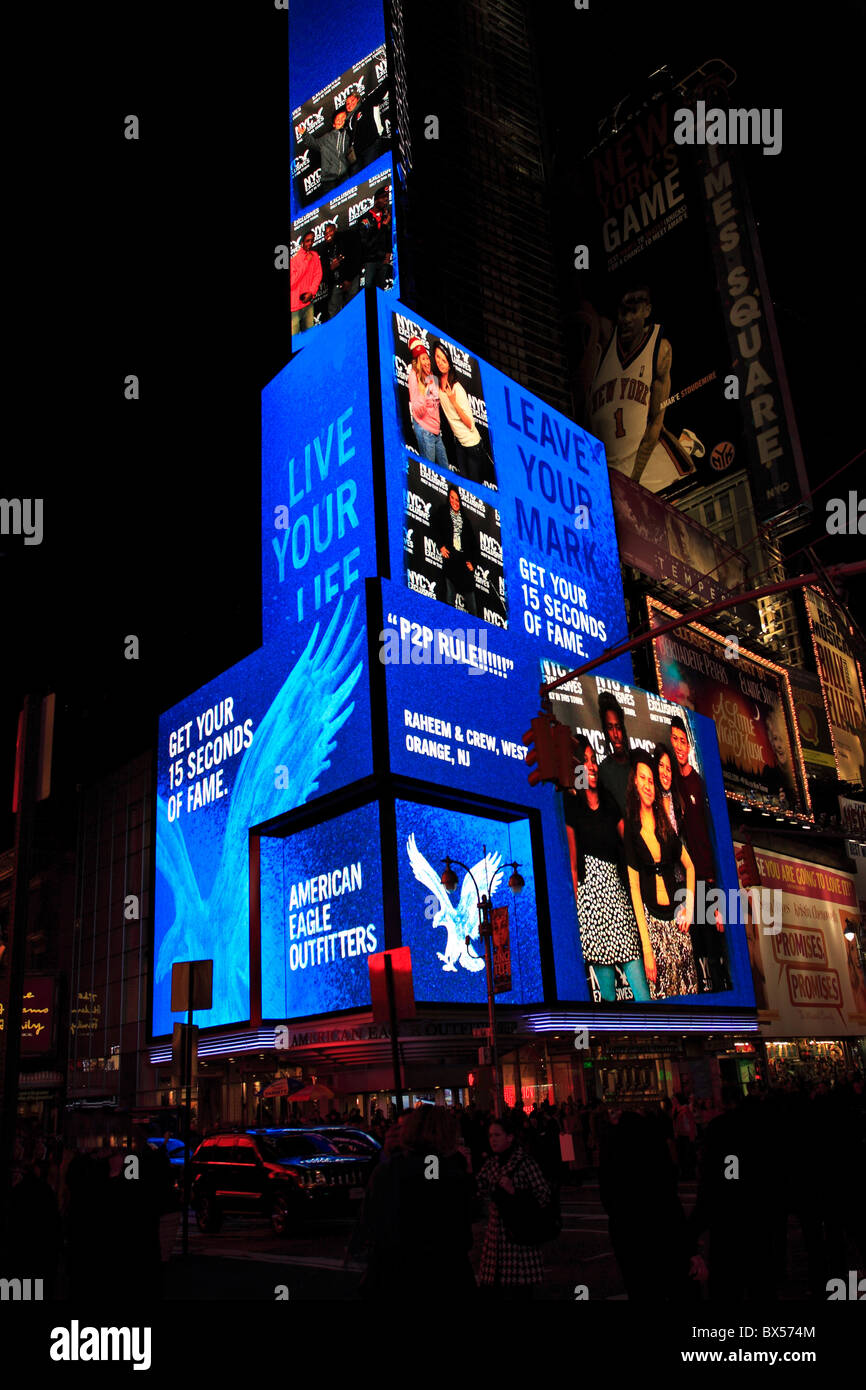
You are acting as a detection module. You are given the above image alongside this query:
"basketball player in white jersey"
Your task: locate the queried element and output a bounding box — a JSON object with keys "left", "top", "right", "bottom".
{"left": 588, "top": 288, "right": 693, "bottom": 491}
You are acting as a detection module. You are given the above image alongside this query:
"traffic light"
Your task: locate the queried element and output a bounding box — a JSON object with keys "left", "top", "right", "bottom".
{"left": 735, "top": 842, "right": 760, "bottom": 888}
{"left": 523, "top": 715, "right": 556, "bottom": 786}
{"left": 551, "top": 721, "right": 576, "bottom": 791}
{"left": 523, "top": 714, "right": 577, "bottom": 790}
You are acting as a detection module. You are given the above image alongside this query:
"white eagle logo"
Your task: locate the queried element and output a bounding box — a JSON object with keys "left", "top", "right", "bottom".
{"left": 406, "top": 834, "right": 503, "bottom": 973}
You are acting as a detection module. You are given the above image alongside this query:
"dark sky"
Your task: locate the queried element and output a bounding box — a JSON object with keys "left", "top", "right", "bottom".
{"left": 3, "top": 0, "right": 863, "bottom": 838}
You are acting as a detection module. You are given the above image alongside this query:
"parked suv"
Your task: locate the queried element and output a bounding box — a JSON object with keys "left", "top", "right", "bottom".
{"left": 190, "top": 1128, "right": 375, "bottom": 1236}
{"left": 309, "top": 1126, "right": 382, "bottom": 1158}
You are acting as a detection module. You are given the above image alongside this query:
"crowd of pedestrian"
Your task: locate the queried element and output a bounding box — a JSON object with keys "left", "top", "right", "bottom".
{"left": 3, "top": 1075, "right": 863, "bottom": 1302}
{"left": 1, "top": 1126, "right": 175, "bottom": 1300}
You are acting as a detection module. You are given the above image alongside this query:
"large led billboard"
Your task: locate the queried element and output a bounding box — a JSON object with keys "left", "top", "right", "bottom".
{"left": 289, "top": 0, "right": 396, "bottom": 346}
{"left": 156, "top": 288, "right": 753, "bottom": 1034}
{"left": 260, "top": 801, "right": 384, "bottom": 1020}
{"left": 546, "top": 671, "right": 751, "bottom": 1005}
{"left": 395, "top": 799, "right": 542, "bottom": 1006}
{"left": 155, "top": 299, "right": 378, "bottom": 1035}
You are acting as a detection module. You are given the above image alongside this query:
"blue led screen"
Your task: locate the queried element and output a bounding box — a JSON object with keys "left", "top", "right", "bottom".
{"left": 290, "top": 156, "right": 398, "bottom": 346}
{"left": 378, "top": 294, "right": 633, "bottom": 806}
{"left": 260, "top": 802, "right": 383, "bottom": 1020}
{"left": 262, "top": 292, "right": 377, "bottom": 646}
{"left": 154, "top": 300, "right": 376, "bottom": 1037}
{"left": 394, "top": 800, "right": 542, "bottom": 1006}
{"left": 546, "top": 672, "right": 753, "bottom": 1006}
{"left": 290, "top": 0, "right": 390, "bottom": 219}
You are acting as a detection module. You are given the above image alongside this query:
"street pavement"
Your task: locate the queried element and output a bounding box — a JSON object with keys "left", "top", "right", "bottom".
{"left": 163, "top": 1176, "right": 816, "bottom": 1301}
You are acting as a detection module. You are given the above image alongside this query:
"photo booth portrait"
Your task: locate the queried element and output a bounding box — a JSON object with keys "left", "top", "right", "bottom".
{"left": 404, "top": 458, "right": 507, "bottom": 628}
{"left": 291, "top": 45, "right": 391, "bottom": 211}
{"left": 391, "top": 313, "right": 498, "bottom": 491}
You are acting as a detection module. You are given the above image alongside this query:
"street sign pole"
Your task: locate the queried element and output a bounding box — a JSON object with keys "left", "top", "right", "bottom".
{"left": 383, "top": 953, "right": 403, "bottom": 1116}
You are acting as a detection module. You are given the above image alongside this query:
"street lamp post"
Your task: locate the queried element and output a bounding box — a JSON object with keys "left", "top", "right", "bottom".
{"left": 441, "top": 849, "right": 524, "bottom": 1119}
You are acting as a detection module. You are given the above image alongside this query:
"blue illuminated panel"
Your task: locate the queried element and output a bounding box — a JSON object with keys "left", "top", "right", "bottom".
{"left": 290, "top": 1, "right": 390, "bottom": 218}
{"left": 154, "top": 298, "right": 376, "bottom": 1036}
{"left": 262, "top": 292, "right": 376, "bottom": 646}
{"left": 394, "top": 800, "right": 542, "bottom": 1006}
{"left": 261, "top": 802, "right": 383, "bottom": 1019}
{"left": 378, "top": 295, "right": 632, "bottom": 809}
{"left": 545, "top": 672, "right": 754, "bottom": 1007}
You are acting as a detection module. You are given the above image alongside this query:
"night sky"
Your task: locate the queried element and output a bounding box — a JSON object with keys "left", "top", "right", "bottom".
{"left": 3, "top": 0, "right": 863, "bottom": 840}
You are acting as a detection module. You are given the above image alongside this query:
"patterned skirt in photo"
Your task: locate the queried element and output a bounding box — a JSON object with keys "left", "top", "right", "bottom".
{"left": 577, "top": 855, "right": 642, "bottom": 965}
{"left": 644, "top": 909, "right": 699, "bottom": 1000}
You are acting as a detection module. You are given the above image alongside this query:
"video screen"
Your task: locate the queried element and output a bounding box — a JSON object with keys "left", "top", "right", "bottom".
{"left": 548, "top": 670, "right": 741, "bottom": 1003}
{"left": 292, "top": 44, "right": 390, "bottom": 212}
{"left": 404, "top": 458, "right": 507, "bottom": 628}
{"left": 260, "top": 802, "right": 383, "bottom": 1020}
{"left": 394, "top": 799, "right": 542, "bottom": 1005}
{"left": 390, "top": 312, "right": 498, "bottom": 491}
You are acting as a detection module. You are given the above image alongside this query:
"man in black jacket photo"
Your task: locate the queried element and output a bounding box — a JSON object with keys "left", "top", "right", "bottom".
{"left": 431, "top": 485, "right": 480, "bottom": 617}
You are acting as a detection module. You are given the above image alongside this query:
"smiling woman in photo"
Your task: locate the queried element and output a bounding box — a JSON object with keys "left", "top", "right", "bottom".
{"left": 623, "top": 751, "right": 698, "bottom": 1000}
{"left": 406, "top": 336, "right": 449, "bottom": 468}
{"left": 433, "top": 340, "right": 485, "bottom": 482}
{"left": 565, "top": 734, "right": 650, "bottom": 1003}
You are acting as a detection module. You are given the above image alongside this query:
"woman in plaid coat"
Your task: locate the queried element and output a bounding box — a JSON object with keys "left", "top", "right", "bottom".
{"left": 475, "top": 1116, "right": 552, "bottom": 1297}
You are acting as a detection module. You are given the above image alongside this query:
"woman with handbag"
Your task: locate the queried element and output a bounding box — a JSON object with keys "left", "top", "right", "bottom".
{"left": 475, "top": 1116, "right": 554, "bottom": 1299}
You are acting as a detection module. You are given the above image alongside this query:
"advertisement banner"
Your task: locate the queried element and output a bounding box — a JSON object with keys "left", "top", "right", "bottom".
{"left": 260, "top": 802, "right": 383, "bottom": 1020}
{"left": 491, "top": 907, "right": 512, "bottom": 995}
{"left": 20, "top": 977, "right": 54, "bottom": 1055}
{"left": 570, "top": 87, "right": 806, "bottom": 521}
{"left": 786, "top": 668, "right": 837, "bottom": 782}
{"left": 804, "top": 587, "right": 866, "bottom": 788}
{"left": 572, "top": 94, "right": 745, "bottom": 498}
{"left": 395, "top": 800, "right": 541, "bottom": 1006}
{"left": 547, "top": 671, "right": 750, "bottom": 1003}
{"left": 738, "top": 846, "right": 866, "bottom": 1036}
{"left": 154, "top": 297, "right": 378, "bottom": 1034}
{"left": 610, "top": 469, "right": 749, "bottom": 609}
{"left": 648, "top": 597, "right": 806, "bottom": 815}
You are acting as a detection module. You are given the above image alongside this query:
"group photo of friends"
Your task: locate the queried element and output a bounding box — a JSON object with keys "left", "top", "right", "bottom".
{"left": 290, "top": 178, "right": 394, "bottom": 337}
{"left": 559, "top": 687, "right": 733, "bottom": 1003}
{"left": 291, "top": 47, "right": 390, "bottom": 209}
{"left": 392, "top": 315, "right": 498, "bottom": 491}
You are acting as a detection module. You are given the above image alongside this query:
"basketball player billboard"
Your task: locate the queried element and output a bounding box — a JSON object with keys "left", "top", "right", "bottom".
{"left": 570, "top": 86, "right": 806, "bottom": 522}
